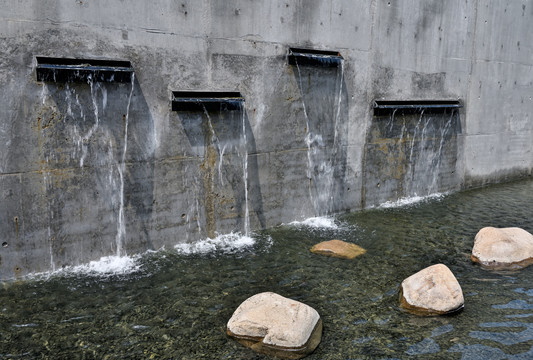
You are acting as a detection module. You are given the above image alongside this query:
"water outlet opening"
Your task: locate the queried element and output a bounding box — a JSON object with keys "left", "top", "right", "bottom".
{"left": 288, "top": 47, "right": 343, "bottom": 67}
{"left": 36, "top": 56, "right": 134, "bottom": 83}
{"left": 171, "top": 91, "right": 245, "bottom": 111}
{"left": 373, "top": 100, "right": 462, "bottom": 116}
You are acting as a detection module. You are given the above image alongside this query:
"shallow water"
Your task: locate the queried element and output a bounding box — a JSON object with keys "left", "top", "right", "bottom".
{"left": 2, "top": 180, "right": 533, "bottom": 359}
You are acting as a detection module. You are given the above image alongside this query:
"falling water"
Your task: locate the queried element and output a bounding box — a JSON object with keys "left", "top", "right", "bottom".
{"left": 82, "top": 74, "right": 136, "bottom": 257}
{"left": 409, "top": 110, "right": 424, "bottom": 163}
{"left": 201, "top": 107, "right": 219, "bottom": 239}
{"left": 241, "top": 105, "right": 250, "bottom": 236}
{"left": 329, "top": 60, "right": 345, "bottom": 210}
{"left": 405, "top": 110, "right": 455, "bottom": 196}
{"left": 294, "top": 59, "right": 314, "bottom": 209}
{"left": 200, "top": 104, "right": 250, "bottom": 237}
{"left": 38, "top": 85, "right": 55, "bottom": 271}
{"left": 388, "top": 108, "right": 397, "bottom": 133}
{"left": 365, "top": 104, "right": 458, "bottom": 208}
{"left": 333, "top": 61, "right": 344, "bottom": 146}
{"left": 408, "top": 116, "right": 427, "bottom": 197}
{"left": 294, "top": 58, "right": 344, "bottom": 216}
{"left": 398, "top": 117, "right": 407, "bottom": 159}
{"left": 218, "top": 143, "right": 227, "bottom": 185}
{"left": 44, "top": 161, "right": 55, "bottom": 272}
{"left": 40, "top": 82, "right": 48, "bottom": 105}
{"left": 429, "top": 111, "right": 454, "bottom": 192}
{"left": 115, "top": 73, "right": 135, "bottom": 257}
{"left": 68, "top": 78, "right": 107, "bottom": 168}
{"left": 46, "top": 74, "right": 136, "bottom": 258}
{"left": 195, "top": 197, "right": 202, "bottom": 235}
{"left": 181, "top": 163, "right": 203, "bottom": 239}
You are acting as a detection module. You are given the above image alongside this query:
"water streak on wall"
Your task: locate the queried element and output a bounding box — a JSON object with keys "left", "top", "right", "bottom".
{"left": 0, "top": 0, "right": 532, "bottom": 278}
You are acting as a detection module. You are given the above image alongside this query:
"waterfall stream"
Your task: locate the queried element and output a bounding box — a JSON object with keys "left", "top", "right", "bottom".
{"left": 364, "top": 106, "right": 459, "bottom": 207}
{"left": 191, "top": 104, "right": 251, "bottom": 238}
{"left": 115, "top": 73, "right": 135, "bottom": 257}
{"left": 40, "top": 74, "right": 136, "bottom": 260}
{"left": 295, "top": 58, "right": 344, "bottom": 216}
{"left": 406, "top": 111, "right": 455, "bottom": 196}
{"left": 241, "top": 107, "right": 250, "bottom": 236}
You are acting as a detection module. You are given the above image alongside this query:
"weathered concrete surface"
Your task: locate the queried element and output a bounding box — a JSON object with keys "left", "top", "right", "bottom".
{"left": 0, "top": 0, "right": 532, "bottom": 278}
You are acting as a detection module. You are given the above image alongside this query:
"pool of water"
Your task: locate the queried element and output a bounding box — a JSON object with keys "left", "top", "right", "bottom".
{"left": 1, "top": 180, "right": 533, "bottom": 359}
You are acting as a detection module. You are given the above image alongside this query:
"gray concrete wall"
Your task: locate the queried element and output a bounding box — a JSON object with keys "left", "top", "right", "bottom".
{"left": 0, "top": 0, "right": 532, "bottom": 278}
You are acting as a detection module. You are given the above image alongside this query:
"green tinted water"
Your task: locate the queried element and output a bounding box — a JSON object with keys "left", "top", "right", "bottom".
{"left": 1, "top": 180, "right": 533, "bottom": 359}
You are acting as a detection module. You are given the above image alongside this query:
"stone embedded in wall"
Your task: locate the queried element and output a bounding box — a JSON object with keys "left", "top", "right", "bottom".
{"left": 227, "top": 292, "right": 322, "bottom": 359}
{"left": 471, "top": 227, "right": 533, "bottom": 270}
{"left": 310, "top": 239, "right": 366, "bottom": 259}
{"left": 400, "top": 264, "right": 464, "bottom": 316}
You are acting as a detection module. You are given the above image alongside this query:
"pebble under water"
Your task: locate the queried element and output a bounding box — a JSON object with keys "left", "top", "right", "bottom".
{"left": 2, "top": 180, "right": 533, "bottom": 359}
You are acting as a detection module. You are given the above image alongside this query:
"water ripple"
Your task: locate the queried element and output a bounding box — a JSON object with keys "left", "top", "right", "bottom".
{"left": 469, "top": 321, "right": 533, "bottom": 346}
{"left": 514, "top": 288, "right": 533, "bottom": 297}
{"left": 449, "top": 343, "right": 533, "bottom": 360}
{"left": 493, "top": 300, "right": 533, "bottom": 310}
{"left": 432, "top": 324, "right": 454, "bottom": 337}
{"left": 406, "top": 338, "right": 440, "bottom": 355}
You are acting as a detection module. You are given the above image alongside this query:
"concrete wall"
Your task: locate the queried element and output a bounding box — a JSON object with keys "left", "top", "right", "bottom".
{"left": 1, "top": 0, "right": 532, "bottom": 278}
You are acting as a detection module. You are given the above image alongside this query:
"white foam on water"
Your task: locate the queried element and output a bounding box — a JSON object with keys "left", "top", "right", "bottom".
{"left": 132, "top": 325, "right": 150, "bottom": 330}
{"left": 378, "top": 192, "right": 447, "bottom": 209}
{"left": 174, "top": 232, "right": 256, "bottom": 255}
{"left": 12, "top": 323, "right": 38, "bottom": 328}
{"left": 29, "top": 255, "right": 142, "bottom": 280}
{"left": 68, "top": 255, "right": 142, "bottom": 275}
{"left": 22, "top": 232, "right": 265, "bottom": 280}
{"left": 288, "top": 216, "right": 339, "bottom": 229}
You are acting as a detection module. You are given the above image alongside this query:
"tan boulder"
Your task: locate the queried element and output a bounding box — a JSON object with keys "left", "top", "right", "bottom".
{"left": 227, "top": 292, "right": 322, "bottom": 359}
{"left": 471, "top": 227, "right": 533, "bottom": 270}
{"left": 310, "top": 239, "right": 366, "bottom": 259}
{"left": 400, "top": 264, "right": 464, "bottom": 316}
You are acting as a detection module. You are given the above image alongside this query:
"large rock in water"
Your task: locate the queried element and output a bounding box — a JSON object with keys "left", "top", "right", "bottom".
{"left": 471, "top": 227, "right": 533, "bottom": 270}
{"left": 400, "top": 264, "right": 464, "bottom": 316}
{"left": 310, "top": 239, "right": 366, "bottom": 259}
{"left": 227, "top": 292, "right": 322, "bottom": 359}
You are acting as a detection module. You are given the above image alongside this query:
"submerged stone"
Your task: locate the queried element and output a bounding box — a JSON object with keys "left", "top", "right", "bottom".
{"left": 400, "top": 264, "right": 464, "bottom": 316}
{"left": 471, "top": 227, "right": 533, "bottom": 270}
{"left": 310, "top": 239, "right": 366, "bottom": 259}
{"left": 227, "top": 292, "right": 322, "bottom": 359}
